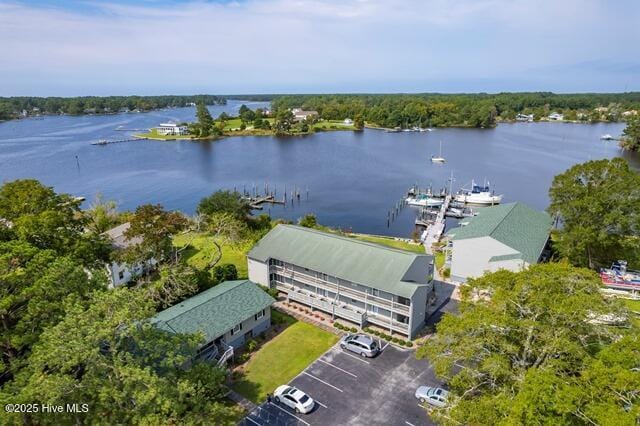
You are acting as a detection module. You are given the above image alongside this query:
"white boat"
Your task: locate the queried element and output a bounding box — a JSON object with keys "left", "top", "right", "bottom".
{"left": 455, "top": 180, "right": 503, "bottom": 205}
{"left": 431, "top": 141, "right": 446, "bottom": 163}
{"left": 406, "top": 194, "right": 444, "bottom": 207}
{"left": 600, "top": 134, "right": 614, "bottom": 140}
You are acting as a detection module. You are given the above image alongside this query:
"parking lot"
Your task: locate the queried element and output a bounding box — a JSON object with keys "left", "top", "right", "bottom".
{"left": 239, "top": 341, "right": 442, "bottom": 426}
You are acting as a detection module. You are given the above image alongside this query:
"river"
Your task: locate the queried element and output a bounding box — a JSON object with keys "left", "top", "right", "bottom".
{"left": 0, "top": 100, "right": 637, "bottom": 237}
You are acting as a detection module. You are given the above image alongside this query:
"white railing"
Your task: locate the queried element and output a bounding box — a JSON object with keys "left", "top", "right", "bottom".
{"left": 271, "top": 265, "right": 410, "bottom": 315}
{"left": 283, "top": 285, "right": 365, "bottom": 324}
{"left": 366, "top": 314, "right": 410, "bottom": 334}
{"left": 216, "top": 341, "right": 234, "bottom": 367}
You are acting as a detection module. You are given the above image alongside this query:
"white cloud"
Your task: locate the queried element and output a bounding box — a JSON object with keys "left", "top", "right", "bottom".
{"left": 0, "top": 0, "right": 638, "bottom": 95}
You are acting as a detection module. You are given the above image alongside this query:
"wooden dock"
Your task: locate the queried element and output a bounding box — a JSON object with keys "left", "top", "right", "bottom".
{"left": 91, "top": 137, "right": 147, "bottom": 145}
{"left": 419, "top": 194, "right": 451, "bottom": 247}
{"left": 245, "top": 195, "right": 285, "bottom": 210}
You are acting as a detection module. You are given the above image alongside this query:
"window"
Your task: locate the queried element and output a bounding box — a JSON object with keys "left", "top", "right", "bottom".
{"left": 255, "top": 309, "right": 265, "bottom": 321}
{"left": 118, "top": 270, "right": 124, "bottom": 280}
{"left": 230, "top": 323, "right": 243, "bottom": 336}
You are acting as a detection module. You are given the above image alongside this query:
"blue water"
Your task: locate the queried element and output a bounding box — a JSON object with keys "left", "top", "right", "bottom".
{"left": 0, "top": 100, "right": 636, "bottom": 236}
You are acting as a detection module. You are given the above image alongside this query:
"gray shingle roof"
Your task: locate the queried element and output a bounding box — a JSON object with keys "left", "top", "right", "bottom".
{"left": 448, "top": 203, "right": 552, "bottom": 264}
{"left": 103, "top": 222, "right": 142, "bottom": 249}
{"left": 150, "top": 280, "right": 274, "bottom": 343}
{"left": 248, "top": 225, "right": 432, "bottom": 298}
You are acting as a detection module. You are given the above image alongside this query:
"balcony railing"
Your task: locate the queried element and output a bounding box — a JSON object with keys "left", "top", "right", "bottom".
{"left": 281, "top": 284, "right": 365, "bottom": 324}
{"left": 366, "top": 314, "right": 410, "bottom": 334}
{"left": 271, "top": 265, "right": 410, "bottom": 315}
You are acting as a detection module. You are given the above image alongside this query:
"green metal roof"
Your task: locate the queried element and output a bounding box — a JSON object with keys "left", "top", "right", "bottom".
{"left": 248, "top": 225, "right": 432, "bottom": 298}
{"left": 448, "top": 203, "right": 552, "bottom": 264}
{"left": 150, "top": 280, "right": 274, "bottom": 343}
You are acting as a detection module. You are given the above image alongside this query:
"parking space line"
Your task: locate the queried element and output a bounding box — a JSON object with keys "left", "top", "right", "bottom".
{"left": 381, "top": 341, "right": 390, "bottom": 351}
{"left": 338, "top": 350, "right": 370, "bottom": 364}
{"left": 245, "top": 416, "right": 261, "bottom": 426}
{"left": 315, "top": 400, "right": 328, "bottom": 408}
{"left": 268, "top": 402, "right": 310, "bottom": 426}
{"left": 405, "top": 421, "right": 417, "bottom": 426}
{"left": 317, "top": 359, "right": 357, "bottom": 378}
{"left": 302, "top": 372, "right": 344, "bottom": 392}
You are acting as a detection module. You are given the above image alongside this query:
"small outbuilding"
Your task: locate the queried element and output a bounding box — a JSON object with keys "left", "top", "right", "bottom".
{"left": 446, "top": 203, "right": 552, "bottom": 283}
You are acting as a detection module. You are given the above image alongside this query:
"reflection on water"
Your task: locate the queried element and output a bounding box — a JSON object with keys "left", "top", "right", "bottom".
{"left": 0, "top": 103, "right": 636, "bottom": 237}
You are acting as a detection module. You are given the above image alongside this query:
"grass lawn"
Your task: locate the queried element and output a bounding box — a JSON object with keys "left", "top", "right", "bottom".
{"left": 313, "top": 119, "right": 355, "bottom": 131}
{"left": 624, "top": 299, "right": 640, "bottom": 328}
{"left": 233, "top": 315, "right": 339, "bottom": 403}
{"left": 135, "top": 129, "right": 195, "bottom": 140}
{"left": 173, "top": 232, "right": 252, "bottom": 278}
{"left": 349, "top": 233, "right": 424, "bottom": 253}
{"left": 434, "top": 250, "right": 445, "bottom": 269}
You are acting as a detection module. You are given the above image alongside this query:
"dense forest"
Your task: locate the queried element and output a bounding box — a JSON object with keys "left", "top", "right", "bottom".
{"left": 0, "top": 95, "right": 226, "bottom": 120}
{"left": 270, "top": 92, "right": 640, "bottom": 128}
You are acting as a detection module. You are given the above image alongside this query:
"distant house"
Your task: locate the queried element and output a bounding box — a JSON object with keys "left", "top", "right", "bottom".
{"left": 622, "top": 110, "right": 638, "bottom": 117}
{"left": 446, "top": 203, "right": 552, "bottom": 283}
{"left": 291, "top": 108, "right": 319, "bottom": 121}
{"left": 515, "top": 113, "right": 533, "bottom": 122}
{"left": 344, "top": 118, "right": 354, "bottom": 125}
{"left": 548, "top": 112, "right": 564, "bottom": 121}
{"left": 104, "top": 222, "right": 156, "bottom": 288}
{"left": 150, "top": 280, "right": 275, "bottom": 365}
{"left": 154, "top": 122, "right": 189, "bottom": 136}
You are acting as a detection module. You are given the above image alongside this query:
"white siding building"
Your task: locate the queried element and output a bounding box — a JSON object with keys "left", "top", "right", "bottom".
{"left": 104, "top": 222, "right": 156, "bottom": 288}
{"left": 154, "top": 122, "right": 189, "bottom": 136}
{"left": 446, "top": 203, "right": 552, "bottom": 283}
{"left": 248, "top": 225, "right": 434, "bottom": 339}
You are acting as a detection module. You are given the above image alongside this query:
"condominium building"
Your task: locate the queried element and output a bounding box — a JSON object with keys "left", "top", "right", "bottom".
{"left": 248, "top": 225, "right": 434, "bottom": 339}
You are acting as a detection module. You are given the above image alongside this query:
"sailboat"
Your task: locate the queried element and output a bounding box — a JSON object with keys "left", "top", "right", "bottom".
{"left": 431, "top": 141, "right": 446, "bottom": 163}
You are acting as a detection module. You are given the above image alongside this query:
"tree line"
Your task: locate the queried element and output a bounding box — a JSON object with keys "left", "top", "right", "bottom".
{"left": 271, "top": 92, "right": 640, "bottom": 128}
{"left": 0, "top": 95, "right": 226, "bottom": 120}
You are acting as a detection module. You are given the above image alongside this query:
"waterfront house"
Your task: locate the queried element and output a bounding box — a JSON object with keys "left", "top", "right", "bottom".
{"left": 515, "top": 113, "right": 534, "bottom": 122}
{"left": 104, "top": 222, "right": 157, "bottom": 288}
{"left": 344, "top": 118, "right": 354, "bottom": 125}
{"left": 548, "top": 112, "right": 564, "bottom": 121}
{"left": 150, "top": 280, "right": 275, "bottom": 365}
{"left": 291, "top": 108, "right": 319, "bottom": 122}
{"left": 248, "top": 225, "right": 434, "bottom": 339}
{"left": 154, "top": 122, "right": 189, "bottom": 136}
{"left": 446, "top": 203, "right": 552, "bottom": 283}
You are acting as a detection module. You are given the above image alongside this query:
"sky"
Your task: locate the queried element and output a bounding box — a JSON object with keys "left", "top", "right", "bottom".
{"left": 0, "top": 0, "right": 639, "bottom": 96}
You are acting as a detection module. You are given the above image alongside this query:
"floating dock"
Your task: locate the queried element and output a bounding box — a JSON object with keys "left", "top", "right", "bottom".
{"left": 418, "top": 194, "right": 451, "bottom": 247}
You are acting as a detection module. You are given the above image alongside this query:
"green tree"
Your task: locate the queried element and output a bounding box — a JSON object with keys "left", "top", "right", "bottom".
{"left": 146, "top": 263, "right": 200, "bottom": 309}
{"left": 417, "top": 263, "right": 634, "bottom": 425}
{"left": 274, "top": 109, "right": 295, "bottom": 136}
{"left": 85, "top": 193, "right": 120, "bottom": 234}
{"left": 620, "top": 115, "right": 640, "bottom": 151}
{"left": 121, "top": 204, "right": 187, "bottom": 268}
{"left": 0, "top": 179, "right": 110, "bottom": 265}
{"left": 195, "top": 102, "right": 214, "bottom": 137}
{"left": 298, "top": 214, "right": 317, "bottom": 228}
{"left": 1, "top": 289, "right": 235, "bottom": 425}
{"left": 0, "top": 240, "right": 105, "bottom": 379}
{"left": 197, "top": 190, "right": 251, "bottom": 222}
{"left": 354, "top": 113, "right": 365, "bottom": 130}
{"left": 548, "top": 158, "right": 640, "bottom": 268}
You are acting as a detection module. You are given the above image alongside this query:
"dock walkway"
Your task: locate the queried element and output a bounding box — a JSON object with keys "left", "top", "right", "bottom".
{"left": 420, "top": 194, "right": 451, "bottom": 250}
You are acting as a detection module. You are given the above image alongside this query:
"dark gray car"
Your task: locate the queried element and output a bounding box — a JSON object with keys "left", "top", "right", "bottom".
{"left": 339, "top": 334, "right": 379, "bottom": 357}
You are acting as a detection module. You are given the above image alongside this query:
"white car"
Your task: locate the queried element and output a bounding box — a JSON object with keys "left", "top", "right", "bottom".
{"left": 415, "top": 386, "right": 449, "bottom": 408}
{"left": 273, "top": 385, "right": 315, "bottom": 414}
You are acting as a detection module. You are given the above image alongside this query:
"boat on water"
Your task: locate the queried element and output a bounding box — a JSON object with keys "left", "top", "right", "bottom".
{"left": 406, "top": 194, "right": 444, "bottom": 207}
{"left": 455, "top": 180, "right": 503, "bottom": 205}
{"left": 92, "top": 139, "right": 108, "bottom": 145}
{"left": 600, "top": 134, "right": 614, "bottom": 140}
{"left": 431, "top": 141, "right": 446, "bottom": 163}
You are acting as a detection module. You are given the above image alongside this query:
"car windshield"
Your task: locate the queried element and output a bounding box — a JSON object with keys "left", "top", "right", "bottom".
{"left": 370, "top": 341, "right": 377, "bottom": 349}
{"left": 299, "top": 395, "right": 309, "bottom": 403}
